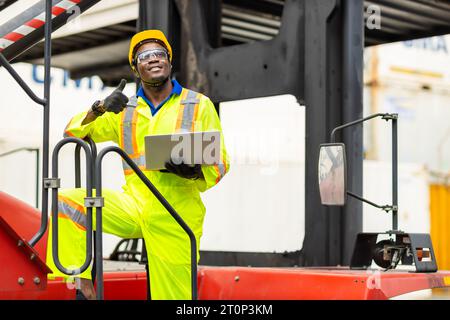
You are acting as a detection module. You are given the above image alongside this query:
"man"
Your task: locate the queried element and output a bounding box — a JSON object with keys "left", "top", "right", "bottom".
{"left": 46, "top": 30, "right": 229, "bottom": 300}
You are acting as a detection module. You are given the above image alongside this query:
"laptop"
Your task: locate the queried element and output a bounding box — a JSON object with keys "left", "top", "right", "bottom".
{"left": 144, "top": 131, "right": 221, "bottom": 170}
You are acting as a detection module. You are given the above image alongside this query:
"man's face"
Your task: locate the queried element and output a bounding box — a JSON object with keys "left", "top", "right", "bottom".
{"left": 135, "top": 42, "right": 171, "bottom": 85}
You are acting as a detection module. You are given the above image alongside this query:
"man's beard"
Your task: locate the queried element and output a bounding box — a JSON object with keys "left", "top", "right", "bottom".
{"left": 141, "top": 75, "right": 170, "bottom": 87}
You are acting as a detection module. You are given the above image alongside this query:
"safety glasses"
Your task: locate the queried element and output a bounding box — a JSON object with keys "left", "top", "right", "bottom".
{"left": 136, "top": 49, "right": 169, "bottom": 64}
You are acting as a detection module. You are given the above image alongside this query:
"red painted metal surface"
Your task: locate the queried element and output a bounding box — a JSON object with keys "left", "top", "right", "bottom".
{"left": 103, "top": 272, "right": 148, "bottom": 300}
{"left": 11, "top": 273, "right": 149, "bottom": 300}
{"left": 0, "top": 217, "right": 52, "bottom": 300}
{"left": 2, "top": 191, "right": 450, "bottom": 300}
{"left": 197, "top": 266, "right": 450, "bottom": 300}
{"left": 12, "top": 266, "right": 448, "bottom": 300}
{"left": 0, "top": 192, "right": 48, "bottom": 259}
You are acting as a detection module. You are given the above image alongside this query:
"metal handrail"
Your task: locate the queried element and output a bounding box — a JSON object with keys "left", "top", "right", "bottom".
{"left": 50, "top": 137, "right": 94, "bottom": 275}
{"left": 0, "top": 0, "right": 52, "bottom": 247}
{"left": 75, "top": 137, "right": 97, "bottom": 188}
{"left": 94, "top": 146, "right": 198, "bottom": 300}
{"left": 0, "top": 54, "right": 46, "bottom": 106}
{"left": 0, "top": 148, "right": 40, "bottom": 208}
{"left": 74, "top": 136, "right": 98, "bottom": 283}
{"left": 29, "top": 0, "right": 53, "bottom": 247}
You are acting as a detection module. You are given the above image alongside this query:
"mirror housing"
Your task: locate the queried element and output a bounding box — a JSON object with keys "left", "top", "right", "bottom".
{"left": 318, "top": 143, "right": 347, "bottom": 206}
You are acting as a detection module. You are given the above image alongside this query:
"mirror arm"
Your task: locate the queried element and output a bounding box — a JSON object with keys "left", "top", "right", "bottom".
{"left": 330, "top": 113, "right": 392, "bottom": 142}
{"left": 346, "top": 191, "right": 396, "bottom": 213}
{"left": 331, "top": 112, "right": 399, "bottom": 231}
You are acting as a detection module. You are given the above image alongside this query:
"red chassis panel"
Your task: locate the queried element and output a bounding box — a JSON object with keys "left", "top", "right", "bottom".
{"left": 2, "top": 192, "right": 450, "bottom": 300}
{"left": 197, "top": 266, "right": 450, "bottom": 300}
{"left": 17, "top": 266, "right": 450, "bottom": 300}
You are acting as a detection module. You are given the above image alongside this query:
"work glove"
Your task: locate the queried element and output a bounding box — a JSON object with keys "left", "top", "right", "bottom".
{"left": 164, "top": 158, "right": 202, "bottom": 180}
{"left": 103, "top": 79, "right": 129, "bottom": 114}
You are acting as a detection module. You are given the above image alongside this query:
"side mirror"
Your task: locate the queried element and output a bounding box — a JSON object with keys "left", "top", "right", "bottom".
{"left": 318, "top": 143, "right": 347, "bottom": 206}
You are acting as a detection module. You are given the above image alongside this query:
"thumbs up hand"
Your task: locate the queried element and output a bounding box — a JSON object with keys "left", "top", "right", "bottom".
{"left": 103, "top": 79, "right": 129, "bottom": 114}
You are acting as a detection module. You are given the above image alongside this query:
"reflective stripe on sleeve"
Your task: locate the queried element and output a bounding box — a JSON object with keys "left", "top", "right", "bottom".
{"left": 214, "top": 155, "right": 227, "bottom": 184}
{"left": 214, "top": 164, "right": 226, "bottom": 184}
{"left": 63, "top": 116, "right": 76, "bottom": 138}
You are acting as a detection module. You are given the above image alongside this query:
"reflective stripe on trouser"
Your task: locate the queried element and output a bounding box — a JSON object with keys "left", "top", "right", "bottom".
{"left": 46, "top": 188, "right": 143, "bottom": 281}
{"left": 45, "top": 187, "right": 200, "bottom": 300}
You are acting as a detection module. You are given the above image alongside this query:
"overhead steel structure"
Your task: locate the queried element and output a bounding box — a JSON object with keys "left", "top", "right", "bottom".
{"left": 6, "top": 0, "right": 450, "bottom": 84}
{"left": 1, "top": 0, "right": 450, "bottom": 268}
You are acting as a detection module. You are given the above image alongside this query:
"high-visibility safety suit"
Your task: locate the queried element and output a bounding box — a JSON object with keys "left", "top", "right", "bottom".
{"left": 46, "top": 85, "right": 229, "bottom": 300}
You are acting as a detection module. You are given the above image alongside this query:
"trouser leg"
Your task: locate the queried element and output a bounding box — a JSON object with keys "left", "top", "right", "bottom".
{"left": 146, "top": 252, "right": 192, "bottom": 300}
{"left": 141, "top": 223, "right": 200, "bottom": 300}
{"left": 46, "top": 188, "right": 143, "bottom": 281}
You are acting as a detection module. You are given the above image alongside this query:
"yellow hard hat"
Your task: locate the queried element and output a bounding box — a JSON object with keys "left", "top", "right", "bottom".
{"left": 129, "top": 29, "right": 173, "bottom": 70}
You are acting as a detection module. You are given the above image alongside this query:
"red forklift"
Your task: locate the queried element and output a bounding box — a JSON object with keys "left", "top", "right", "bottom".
{"left": 1, "top": 0, "right": 450, "bottom": 300}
